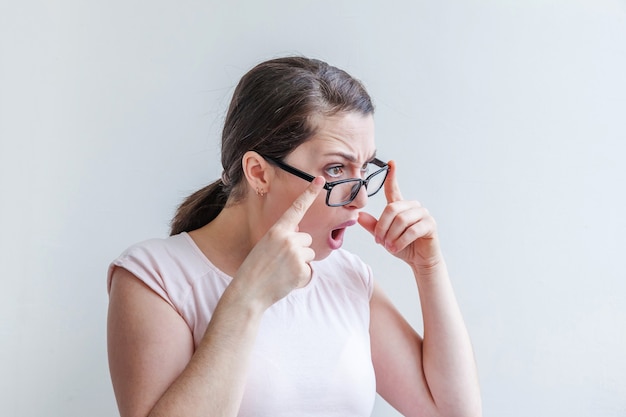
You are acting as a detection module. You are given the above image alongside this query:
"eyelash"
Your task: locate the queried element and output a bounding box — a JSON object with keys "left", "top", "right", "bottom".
{"left": 325, "top": 165, "right": 344, "bottom": 178}
{"left": 324, "top": 164, "right": 369, "bottom": 179}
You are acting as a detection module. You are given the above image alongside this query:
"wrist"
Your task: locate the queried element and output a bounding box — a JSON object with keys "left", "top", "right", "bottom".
{"left": 410, "top": 255, "right": 447, "bottom": 279}
{"left": 220, "top": 279, "right": 268, "bottom": 318}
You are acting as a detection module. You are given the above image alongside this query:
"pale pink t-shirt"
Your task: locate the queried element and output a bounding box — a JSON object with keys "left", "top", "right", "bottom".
{"left": 108, "top": 232, "right": 376, "bottom": 417}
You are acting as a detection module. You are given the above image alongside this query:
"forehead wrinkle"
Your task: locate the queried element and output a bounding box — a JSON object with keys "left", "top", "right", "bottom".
{"left": 293, "top": 113, "right": 376, "bottom": 165}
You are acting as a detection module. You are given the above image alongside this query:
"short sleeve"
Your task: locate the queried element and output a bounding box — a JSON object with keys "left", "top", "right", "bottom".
{"left": 107, "top": 239, "right": 181, "bottom": 312}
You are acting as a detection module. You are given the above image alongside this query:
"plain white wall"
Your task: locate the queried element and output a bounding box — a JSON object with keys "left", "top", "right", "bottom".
{"left": 1, "top": 0, "right": 625, "bottom": 416}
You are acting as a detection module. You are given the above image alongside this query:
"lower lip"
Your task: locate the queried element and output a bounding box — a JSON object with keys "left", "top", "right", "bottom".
{"left": 327, "top": 220, "right": 357, "bottom": 250}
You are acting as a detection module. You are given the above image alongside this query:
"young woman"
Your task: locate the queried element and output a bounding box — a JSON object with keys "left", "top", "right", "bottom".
{"left": 107, "top": 56, "right": 481, "bottom": 417}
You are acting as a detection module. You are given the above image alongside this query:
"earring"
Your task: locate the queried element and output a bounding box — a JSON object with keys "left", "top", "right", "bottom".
{"left": 256, "top": 187, "right": 265, "bottom": 197}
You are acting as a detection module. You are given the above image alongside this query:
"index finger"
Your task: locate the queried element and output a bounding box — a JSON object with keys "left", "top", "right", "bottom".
{"left": 275, "top": 176, "right": 325, "bottom": 228}
{"left": 384, "top": 160, "right": 404, "bottom": 203}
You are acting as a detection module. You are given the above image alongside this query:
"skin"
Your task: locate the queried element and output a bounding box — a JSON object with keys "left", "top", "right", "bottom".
{"left": 107, "top": 112, "right": 482, "bottom": 417}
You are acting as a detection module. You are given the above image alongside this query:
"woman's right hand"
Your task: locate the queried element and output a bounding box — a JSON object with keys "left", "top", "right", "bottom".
{"left": 231, "top": 176, "right": 325, "bottom": 309}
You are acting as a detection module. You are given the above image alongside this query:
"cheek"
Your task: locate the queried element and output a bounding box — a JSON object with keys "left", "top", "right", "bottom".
{"left": 273, "top": 177, "right": 329, "bottom": 232}
{"left": 298, "top": 198, "right": 329, "bottom": 232}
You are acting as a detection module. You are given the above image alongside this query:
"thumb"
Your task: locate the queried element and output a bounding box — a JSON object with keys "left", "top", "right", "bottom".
{"left": 357, "top": 212, "right": 378, "bottom": 237}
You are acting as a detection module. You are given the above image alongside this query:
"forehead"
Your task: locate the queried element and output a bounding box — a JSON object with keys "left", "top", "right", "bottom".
{"left": 296, "top": 112, "right": 376, "bottom": 161}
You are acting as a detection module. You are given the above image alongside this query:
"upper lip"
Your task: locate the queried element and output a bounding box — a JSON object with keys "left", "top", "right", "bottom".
{"left": 333, "top": 219, "right": 358, "bottom": 230}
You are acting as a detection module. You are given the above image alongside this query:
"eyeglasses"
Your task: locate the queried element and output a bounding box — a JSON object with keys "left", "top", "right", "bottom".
{"left": 263, "top": 155, "right": 389, "bottom": 207}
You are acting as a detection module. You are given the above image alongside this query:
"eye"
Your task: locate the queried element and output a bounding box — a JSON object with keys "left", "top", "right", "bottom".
{"left": 325, "top": 165, "right": 344, "bottom": 178}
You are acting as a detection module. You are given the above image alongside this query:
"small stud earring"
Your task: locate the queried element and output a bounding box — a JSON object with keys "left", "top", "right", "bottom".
{"left": 256, "top": 187, "right": 265, "bottom": 197}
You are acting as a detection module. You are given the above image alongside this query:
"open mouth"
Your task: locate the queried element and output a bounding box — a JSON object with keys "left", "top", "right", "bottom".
{"left": 328, "top": 220, "right": 357, "bottom": 250}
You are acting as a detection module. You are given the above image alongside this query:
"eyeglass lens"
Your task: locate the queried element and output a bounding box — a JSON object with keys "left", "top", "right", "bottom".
{"left": 328, "top": 168, "right": 387, "bottom": 206}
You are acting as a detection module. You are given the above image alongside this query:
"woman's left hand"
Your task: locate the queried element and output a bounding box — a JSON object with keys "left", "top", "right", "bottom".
{"left": 358, "top": 160, "right": 443, "bottom": 270}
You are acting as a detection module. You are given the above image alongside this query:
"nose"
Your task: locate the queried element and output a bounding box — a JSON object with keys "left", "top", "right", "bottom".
{"left": 346, "top": 182, "right": 368, "bottom": 209}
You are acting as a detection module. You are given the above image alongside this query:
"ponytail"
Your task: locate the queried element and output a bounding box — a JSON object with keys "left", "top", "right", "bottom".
{"left": 170, "top": 179, "right": 229, "bottom": 235}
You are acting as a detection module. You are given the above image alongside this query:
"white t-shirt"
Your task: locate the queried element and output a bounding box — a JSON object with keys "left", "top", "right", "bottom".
{"left": 108, "top": 232, "right": 376, "bottom": 417}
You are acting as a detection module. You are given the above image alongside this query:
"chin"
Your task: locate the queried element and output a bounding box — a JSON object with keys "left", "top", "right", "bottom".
{"left": 312, "top": 244, "right": 334, "bottom": 261}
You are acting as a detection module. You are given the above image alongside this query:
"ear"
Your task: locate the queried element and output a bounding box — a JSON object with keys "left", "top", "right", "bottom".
{"left": 241, "top": 151, "right": 274, "bottom": 195}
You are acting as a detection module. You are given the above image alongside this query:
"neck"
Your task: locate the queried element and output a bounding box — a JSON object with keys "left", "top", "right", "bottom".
{"left": 188, "top": 199, "right": 263, "bottom": 277}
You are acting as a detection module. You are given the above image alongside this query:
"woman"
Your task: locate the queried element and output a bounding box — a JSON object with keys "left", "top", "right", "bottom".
{"left": 107, "top": 56, "right": 481, "bottom": 417}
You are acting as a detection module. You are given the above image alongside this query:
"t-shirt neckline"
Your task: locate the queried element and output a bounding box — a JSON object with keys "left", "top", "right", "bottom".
{"left": 179, "top": 231, "right": 318, "bottom": 294}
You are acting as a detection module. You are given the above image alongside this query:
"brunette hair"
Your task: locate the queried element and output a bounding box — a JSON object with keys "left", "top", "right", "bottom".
{"left": 170, "top": 56, "right": 374, "bottom": 235}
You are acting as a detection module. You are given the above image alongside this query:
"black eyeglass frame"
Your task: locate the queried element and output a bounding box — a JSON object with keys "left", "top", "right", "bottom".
{"left": 263, "top": 156, "right": 389, "bottom": 207}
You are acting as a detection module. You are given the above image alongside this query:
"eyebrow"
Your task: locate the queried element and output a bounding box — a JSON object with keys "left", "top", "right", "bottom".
{"left": 322, "top": 150, "right": 378, "bottom": 163}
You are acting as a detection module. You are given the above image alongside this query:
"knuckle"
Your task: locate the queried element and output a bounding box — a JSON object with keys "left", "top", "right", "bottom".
{"left": 266, "top": 227, "right": 281, "bottom": 240}
{"left": 383, "top": 204, "right": 399, "bottom": 217}
{"left": 397, "top": 210, "right": 412, "bottom": 223}
{"left": 291, "top": 199, "right": 306, "bottom": 214}
{"left": 408, "top": 223, "right": 424, "bottom": 236}
{"left": 299, "top": 232, "right": 312, "bottom": 246}
{"left": 429, "top": 216, "right": 437, "bottom": 228}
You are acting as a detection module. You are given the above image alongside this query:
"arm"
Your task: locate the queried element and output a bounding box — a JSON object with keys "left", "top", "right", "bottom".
{"left": 369, "top": 264, "right": 481, "bottom": 417}
{"left": 108, "top": 266, "right": 264, "bottom": 417}
{"left": 107, "top": 178, "right": 325, "bottom": 417}
{"left": 360, "top": 161, "right": 481, "bottom": 417}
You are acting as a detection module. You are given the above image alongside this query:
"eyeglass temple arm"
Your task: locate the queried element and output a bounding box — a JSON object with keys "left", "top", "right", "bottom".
{"left": 264, "top": 157, "right": 332, "bottom": 190}
{"left": 371, "top": 158, "right": 388, "bottom": 168}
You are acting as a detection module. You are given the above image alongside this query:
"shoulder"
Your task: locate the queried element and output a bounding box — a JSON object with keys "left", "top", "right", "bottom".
{"left": 115, "top": 233, "right": 196, "bottom": 262}
{"left": 107, "top": 233, "right": 210, "bottom": 305}
{"left": 111, "top": 233, "right": 208, "bottom": 271}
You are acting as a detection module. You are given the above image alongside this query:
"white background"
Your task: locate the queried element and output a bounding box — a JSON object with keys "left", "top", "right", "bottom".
{"left": 1, "top": 0, "right": 625, "bottom": 416}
